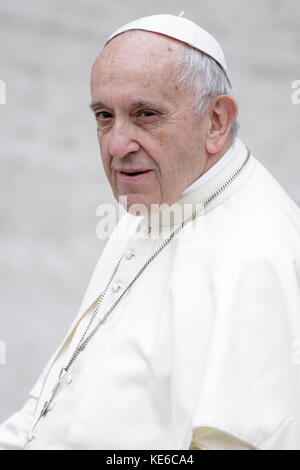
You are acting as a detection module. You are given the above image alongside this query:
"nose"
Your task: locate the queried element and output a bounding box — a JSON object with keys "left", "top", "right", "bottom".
{"left": 108, "top": 122, "right": 140, "bottom": 159}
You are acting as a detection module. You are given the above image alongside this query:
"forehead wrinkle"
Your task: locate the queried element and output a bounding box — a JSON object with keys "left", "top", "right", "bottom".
{"left": 91, "top": 67, "right": 177, "bottom": 107}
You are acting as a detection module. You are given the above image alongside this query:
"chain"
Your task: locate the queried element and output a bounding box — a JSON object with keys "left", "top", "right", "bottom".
{"left": 36, "top": 148, "right": 251, "bottom": 423}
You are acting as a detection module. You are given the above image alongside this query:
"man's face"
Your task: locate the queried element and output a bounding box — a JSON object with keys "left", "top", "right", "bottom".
{"left": 90, "top": 31, "right": 207, "bottom": 214}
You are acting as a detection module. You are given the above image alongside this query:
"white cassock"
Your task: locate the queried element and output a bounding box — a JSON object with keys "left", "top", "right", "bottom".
{"left": 1, "top": 138, "right": 300, "bottom": 450}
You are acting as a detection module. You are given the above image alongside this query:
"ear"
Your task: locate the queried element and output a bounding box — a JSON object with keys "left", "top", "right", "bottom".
{"left": 205, "top": 95, "right": 238, "bottom": 154}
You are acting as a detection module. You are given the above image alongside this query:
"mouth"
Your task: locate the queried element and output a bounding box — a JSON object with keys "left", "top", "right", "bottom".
{"left": 118, "top": 169, "right": 153, "bottom": 182}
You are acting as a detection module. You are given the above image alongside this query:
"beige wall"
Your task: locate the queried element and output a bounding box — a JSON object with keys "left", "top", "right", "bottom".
{"left": 0, "top": 0, "right": 299, "bottom": 422}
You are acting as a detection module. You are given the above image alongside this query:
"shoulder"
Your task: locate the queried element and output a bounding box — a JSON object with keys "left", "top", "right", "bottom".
{"left": 204, "top": 158, "right": 300, "bottom": 268}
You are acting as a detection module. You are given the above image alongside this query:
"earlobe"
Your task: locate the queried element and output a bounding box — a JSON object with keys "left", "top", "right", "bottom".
{"left": 205, "top": 95, "right": 238, "bottom": 154}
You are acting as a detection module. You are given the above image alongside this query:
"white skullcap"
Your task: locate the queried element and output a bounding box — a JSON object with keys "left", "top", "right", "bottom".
{"left": 105, "top": 14, "right": 228, "bottom": 76}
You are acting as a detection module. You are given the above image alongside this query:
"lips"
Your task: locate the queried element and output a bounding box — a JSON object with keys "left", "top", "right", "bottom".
{"left": 117, "top": 169, "right": 153, "bottom": 182}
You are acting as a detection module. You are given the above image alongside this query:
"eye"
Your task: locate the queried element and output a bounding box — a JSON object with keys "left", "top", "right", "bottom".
{"left": 137, "top": 110, "right": 156, "bottom": 118}
{"left": 95, "top": 111, "right": 113, "bottom": 121}
{"left": 135, "top": 110, "right": 160, "bottom": 124}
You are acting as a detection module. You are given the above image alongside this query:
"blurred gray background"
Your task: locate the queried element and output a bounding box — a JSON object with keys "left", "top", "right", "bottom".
{"left": 0, "top": 0, "right": 299, "bottom": 422}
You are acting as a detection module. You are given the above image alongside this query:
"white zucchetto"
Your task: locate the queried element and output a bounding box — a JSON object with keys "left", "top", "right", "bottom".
{"left": 105, "top": 14, "right": 228, "bottom": 76}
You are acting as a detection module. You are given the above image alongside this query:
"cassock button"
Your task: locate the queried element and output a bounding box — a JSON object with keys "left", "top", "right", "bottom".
{"left": 141, "top": 224, "right": 151, "bottom": 236}
{"left": 47, "top": 401, "right": 55, "bottom": 412}
{"left": 125, "top": 249, "right": 135, "bottom": 260}
{"left": 112, "top": 282, "right": 121, "bottom": 294}
{"left": 66, "top": 374, "right": 73, "bottom": 385}
{"left": 27, "top": 431, "right": 36, "bottom": 443}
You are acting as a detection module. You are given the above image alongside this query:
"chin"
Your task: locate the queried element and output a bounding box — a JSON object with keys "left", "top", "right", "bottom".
{"left": 118, "top": 193, "right": 161, "bottom": 217}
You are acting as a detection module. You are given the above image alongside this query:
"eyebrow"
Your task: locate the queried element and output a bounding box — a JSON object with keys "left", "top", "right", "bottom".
{"left": 89, "top": 100, "right": 164, "bottom": 112}
{"left": 89, "top": 101, "right": 107, "bottom": 112}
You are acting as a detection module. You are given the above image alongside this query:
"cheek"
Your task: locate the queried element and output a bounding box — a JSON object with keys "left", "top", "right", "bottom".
{"left": 154, "top": 131, "right": 184, "bottom": 171}
{"left": 155, "top": 126, "right": 201, "bottom": 185}
{"left": 98, "top": 135, "right": 111, "bottom": 174}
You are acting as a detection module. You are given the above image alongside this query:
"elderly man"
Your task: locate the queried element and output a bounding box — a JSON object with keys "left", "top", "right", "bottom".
{"left": 1, "top": 14, "right": 300, "bottom": 451}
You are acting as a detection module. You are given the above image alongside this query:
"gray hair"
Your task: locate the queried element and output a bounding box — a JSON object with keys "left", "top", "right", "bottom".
{"left": 176, "top": 46, "right": 239, "bottom": 140}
